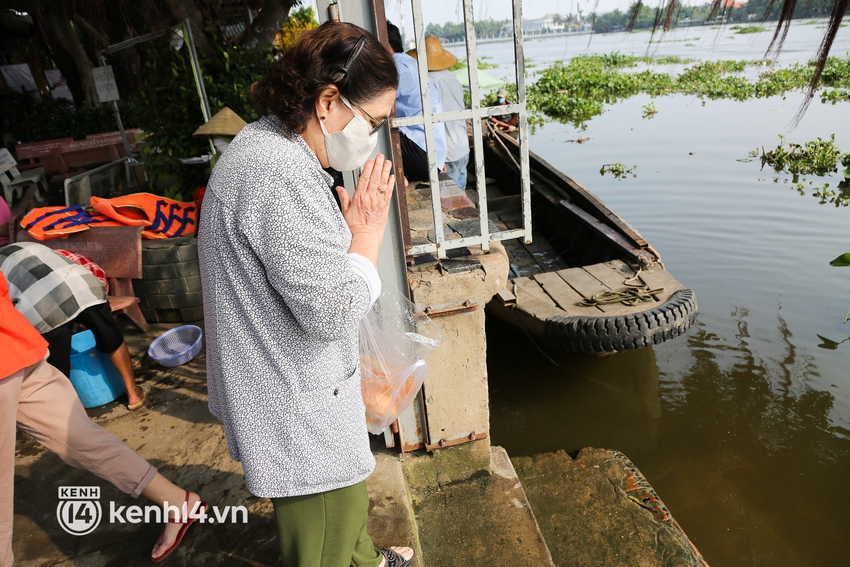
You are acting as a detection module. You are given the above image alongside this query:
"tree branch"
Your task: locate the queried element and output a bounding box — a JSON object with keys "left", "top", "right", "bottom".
{"left": 73, "top": 13, "right": 110, "bottom": 50}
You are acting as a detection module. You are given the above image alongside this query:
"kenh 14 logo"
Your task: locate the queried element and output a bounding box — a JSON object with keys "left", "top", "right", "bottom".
{"left": 57, "top": 486, "right": 102, "bottom": 535}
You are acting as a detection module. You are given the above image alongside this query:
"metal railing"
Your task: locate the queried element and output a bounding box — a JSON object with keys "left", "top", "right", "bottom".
{"left": 395, "top": 0, "right": 532, "bottom": 259}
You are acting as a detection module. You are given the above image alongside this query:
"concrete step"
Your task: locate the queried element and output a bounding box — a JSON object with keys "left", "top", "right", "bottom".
{"left": 366, "top": 451, "right": 424, "bottom": 567}
{"left": 513, "top": 448, "right": 709, "bottom": 567}
{"left": 401, "top": 444, "right": 555, "bottom": 567}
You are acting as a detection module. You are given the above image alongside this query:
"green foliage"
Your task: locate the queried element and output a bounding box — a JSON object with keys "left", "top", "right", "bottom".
{"left": 731, "top": 25, "right": 770, "bottom": 34}
{"left": 819, "top": 55, "right": 850, "bottom": 90}
{"left": 527, "top": 54, "right": 674, "bottom": 127}
{"left": 128, "top": 41, "right": 208, "bottom": 201}
{"left": 588, "top": 1, "right": 752, "bottom": 33}
{"left": 425, "top": 19, "right": 510, "bottom": 42}
{"left": 758, "top": 134, "right": 844, "bottom": 176}
{"left": 128, "top": 39, "right": 273, "bottom": 201}
{"left": 0, "top": 89, "right": 130, "bottom": 144}
{"left": 653, "top": 56, "right": 697, "bottom": 65}
{"left": 744, "top": 0, "right": 843, "bottom": 21}
{"left": 600, "top": 162, "right": 637, "bottom": 179}
{"left": 809, "top": 181, "right": 850, "bottom": 207}
{"left": 642, "top": 101, "right": 657, "bottom": 119}
{"left": 755, "top": 134, "right": 850, "bottom": 208}
{"left": 449, "top": 58, "right": 497, "bottom": 72}
{"left": 822, "top": 89, "right": 850, "bottom": 103}
{"left": 831, "top": 253, "right": 850, "bottom": 267}
{"left": 436, "top": 0, "right": 843, "bottom": 37}
{"left": 528, "top": 53, "right": 850, "bottom": 127}
{"left": 275, "top": 6, "right": 319, "bottom": 51}
{"left": 203, "top": 47, "right": 272, "bottom": 125}
{"left": 819, "top": 59, "right": 850, "bottom": 104}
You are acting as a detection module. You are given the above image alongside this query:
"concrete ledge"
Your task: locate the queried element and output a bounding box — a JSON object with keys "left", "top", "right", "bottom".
{"left": 403, "top": 445, "right": 555, "bottom": 567}
{"left": 513, "top": 448, "right": 709, "bottom": 567}
{"left": 366, "top": 451, "right": 423, "bottom": 567}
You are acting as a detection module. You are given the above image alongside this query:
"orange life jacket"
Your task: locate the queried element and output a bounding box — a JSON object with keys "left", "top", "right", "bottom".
{"left": 21, "top": 206, "right": 123, "bottom": 241}
{"left": 90, "top": 193, "right": 198, "bottom": 239}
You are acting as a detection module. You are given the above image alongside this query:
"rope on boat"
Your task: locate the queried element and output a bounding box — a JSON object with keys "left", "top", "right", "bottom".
{"left": 579, "top": 266, "right": 664, "bottom": 307}
{"left": 486, "top": 120, "right": 522, "bottom": 171}
{"left": 579, "top": 285, "right": 665, "bottom": 307}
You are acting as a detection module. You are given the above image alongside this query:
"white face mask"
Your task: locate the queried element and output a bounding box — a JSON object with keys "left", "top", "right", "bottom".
{"left": 319, "top": 96, "right": 378, "bottom": 171}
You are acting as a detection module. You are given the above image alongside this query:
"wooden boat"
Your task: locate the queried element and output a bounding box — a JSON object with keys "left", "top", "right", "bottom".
{"left": 480, "top": 126, "right": 697, "bottom": 353}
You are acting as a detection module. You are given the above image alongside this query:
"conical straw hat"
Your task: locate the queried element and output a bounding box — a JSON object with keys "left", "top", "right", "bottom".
{"left": 193, "top": 107, "right": 248, "bottom": 137}
{"left": 406, "top": 35, "right": 458, "bottom": 72}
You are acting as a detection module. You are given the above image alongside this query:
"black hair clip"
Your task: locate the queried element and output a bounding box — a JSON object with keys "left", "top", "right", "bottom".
{"left": 339, "top": 36, "right": 366, "bottom": 76}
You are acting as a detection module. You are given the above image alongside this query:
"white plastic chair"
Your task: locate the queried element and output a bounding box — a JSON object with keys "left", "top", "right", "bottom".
{"left": 0, "top": 147, "right": 48, "bottom": 207}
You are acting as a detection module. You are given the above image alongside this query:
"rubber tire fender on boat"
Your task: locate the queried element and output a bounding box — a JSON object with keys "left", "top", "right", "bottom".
{"left": 543, "top": 288, "right": 698, "bottom": 353}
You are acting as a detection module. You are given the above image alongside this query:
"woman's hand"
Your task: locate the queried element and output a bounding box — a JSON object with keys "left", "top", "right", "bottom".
{"left": 336, "top": 154, "right": 395, "bottom": 265}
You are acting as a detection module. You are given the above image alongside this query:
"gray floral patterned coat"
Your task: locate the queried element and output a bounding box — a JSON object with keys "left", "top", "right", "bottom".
{"left": 198, "top": 116, "right": 378, "bottom": 498}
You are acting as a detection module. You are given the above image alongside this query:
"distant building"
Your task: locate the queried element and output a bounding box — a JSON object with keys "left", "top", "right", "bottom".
{"left": 503, "top": 13, "right": 566, "bottom": 35}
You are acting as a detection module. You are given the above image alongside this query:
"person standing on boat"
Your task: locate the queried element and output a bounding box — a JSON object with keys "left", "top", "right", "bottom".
{"left": 198, "top": 22, "right": 414, "bottom": 567}
{"left": 408, "top": 36, "right": 470, "bottom": 190}
{"left": 386, "top": 21, "right": 447, "bottom": 184}
{"left": 488, "top": 88, "right": 519, "bottom": 136}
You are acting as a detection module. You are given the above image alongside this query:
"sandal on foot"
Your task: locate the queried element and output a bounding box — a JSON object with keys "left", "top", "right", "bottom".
{"left": 151, "top": 491, "right": 208, "bottom": 563}
{"left": 128, "top": 384, "right": 149, "bottom": 411}
{"left": 381, "top": 547, "right": 414, "bottom": 567}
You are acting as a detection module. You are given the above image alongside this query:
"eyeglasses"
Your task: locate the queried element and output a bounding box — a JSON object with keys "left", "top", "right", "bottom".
{"left": 348, "top": 99, "right": 387, "bottom": 135}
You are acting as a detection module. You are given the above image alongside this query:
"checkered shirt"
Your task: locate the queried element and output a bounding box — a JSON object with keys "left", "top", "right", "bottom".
{"left": 55, "top": 249, "right": 109, "bottom": 293}
{"left": 0, "top": 242, "right": 107, "bottom": 333}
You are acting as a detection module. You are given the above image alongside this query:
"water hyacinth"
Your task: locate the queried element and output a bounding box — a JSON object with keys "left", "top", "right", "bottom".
{"left": 755, "top": 134, "right": 850, "bottom": 208}
{"left": 525, "top": 53, "right": 850, "bottom": 128}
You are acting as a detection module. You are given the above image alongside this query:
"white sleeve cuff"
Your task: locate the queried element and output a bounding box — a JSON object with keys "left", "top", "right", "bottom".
{"left": 347, "top": 253, "right": 381, "bottom": 307}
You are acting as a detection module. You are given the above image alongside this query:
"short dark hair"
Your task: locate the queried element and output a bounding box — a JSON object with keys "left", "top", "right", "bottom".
{"left": 251, "top": 22, "right": 398, "bottom": 134}
{"left": 386, "top": 21, "right": 403, "bottom": 54}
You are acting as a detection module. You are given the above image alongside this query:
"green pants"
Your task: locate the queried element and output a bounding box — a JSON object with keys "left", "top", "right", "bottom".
{"left": 272, "top": 481, "right": 383, "bottom": 567}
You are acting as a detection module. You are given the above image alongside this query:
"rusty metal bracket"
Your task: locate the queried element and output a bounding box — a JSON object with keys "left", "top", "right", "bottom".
{"left": 424, "top": 431, "right": 488, "bottom": 452}
{"left": 424, "top": 299, "right": 478, "bottom": 318}
{"left": 398, "top": 389, "right": 428, "bottom": 453}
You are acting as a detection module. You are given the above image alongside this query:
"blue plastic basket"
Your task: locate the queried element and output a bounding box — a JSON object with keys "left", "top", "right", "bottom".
{"left": 148, "top": 325, "right": 203, "bottom": 367}
{"left": 69, "top": 330, "right": 126, "bottom": 408}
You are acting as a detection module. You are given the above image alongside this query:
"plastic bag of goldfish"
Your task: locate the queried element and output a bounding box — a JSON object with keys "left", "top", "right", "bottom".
{"left": 359, "top": 288, "right": 443, "bottom": 434}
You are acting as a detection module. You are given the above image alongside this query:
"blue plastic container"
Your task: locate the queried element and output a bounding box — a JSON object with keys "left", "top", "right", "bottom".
{"left": 69, "top": 330, "right": 126, "bottom": 408}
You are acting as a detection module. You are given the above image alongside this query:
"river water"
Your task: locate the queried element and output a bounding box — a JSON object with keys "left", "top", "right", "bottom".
{"left": 448, "top": 20, "right": 850, "bottom": 567}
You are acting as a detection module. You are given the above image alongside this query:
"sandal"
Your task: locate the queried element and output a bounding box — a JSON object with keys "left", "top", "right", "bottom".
{"left": 128, "top": 384, "right": 149, "bottom": 411}
{"left": 151, "top": 491, "right": 208, "bottom": 563}
{"left": 381, "top": 547, "right": 414, "bottom": 567}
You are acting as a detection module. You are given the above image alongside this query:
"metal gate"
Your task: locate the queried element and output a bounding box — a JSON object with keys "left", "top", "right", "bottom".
{"left": 389, "top": 0, "right": 532, "bottom": 259}
{"left": 322, "top": 0, "right": 533, "bottom": 451}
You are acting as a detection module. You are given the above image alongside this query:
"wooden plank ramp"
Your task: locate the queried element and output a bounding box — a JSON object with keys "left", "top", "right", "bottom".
{"left": 488, "top": 203, "right": 569, "bottom": 279}
{"left": 489, "top": 259, "right": 688, "bottom": 337}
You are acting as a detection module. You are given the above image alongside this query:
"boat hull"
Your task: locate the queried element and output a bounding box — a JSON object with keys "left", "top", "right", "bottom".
{"left": 481, "top": 128, "right": 697, "bottom": 353}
